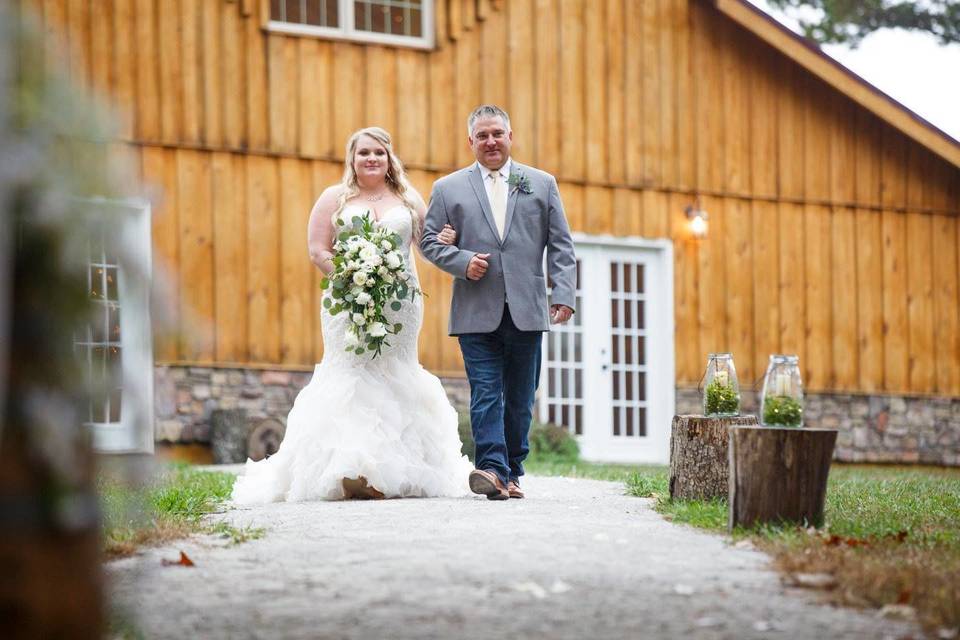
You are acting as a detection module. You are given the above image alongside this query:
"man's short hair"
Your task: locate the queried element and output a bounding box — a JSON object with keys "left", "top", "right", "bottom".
{"left": 467, "top": 105, "right": 512, "bottom": 137}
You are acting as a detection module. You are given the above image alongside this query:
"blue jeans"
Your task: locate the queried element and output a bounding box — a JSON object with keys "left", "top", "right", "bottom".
{"left": 458, "top": 305, "right": 543, "bottom": 486}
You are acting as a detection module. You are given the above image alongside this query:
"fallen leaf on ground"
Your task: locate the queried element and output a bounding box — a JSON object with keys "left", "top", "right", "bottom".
{"left": 161, "top": 551, "right": 195, "bottom": 567}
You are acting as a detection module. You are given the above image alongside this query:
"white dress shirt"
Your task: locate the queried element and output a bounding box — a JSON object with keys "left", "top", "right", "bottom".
{"left": 478, "top": 157, "right": 512, "bottom": 226}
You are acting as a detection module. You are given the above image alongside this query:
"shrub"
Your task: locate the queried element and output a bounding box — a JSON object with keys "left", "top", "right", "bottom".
{"left": 528, "top": 421, "right": 579, "bottom": 463}
{"left": 457, "top": 412, "right": 475, "bottom": 462}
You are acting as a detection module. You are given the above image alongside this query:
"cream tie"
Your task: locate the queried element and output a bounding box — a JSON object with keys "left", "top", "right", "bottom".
{"left": 488, "top": 170, "right": 507, "bottom": 239}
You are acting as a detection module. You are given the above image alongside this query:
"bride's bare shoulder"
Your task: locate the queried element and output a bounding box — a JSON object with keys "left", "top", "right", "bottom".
{"left": 312, "top": 184, "right": 344, "bottom": 214}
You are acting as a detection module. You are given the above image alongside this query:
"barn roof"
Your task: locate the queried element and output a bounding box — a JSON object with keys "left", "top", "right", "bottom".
{"left": 710, "top": 0, "right": 960, "bottom": 168}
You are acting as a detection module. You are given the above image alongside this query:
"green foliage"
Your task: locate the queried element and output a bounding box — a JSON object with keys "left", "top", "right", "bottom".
{"left": 100, "top": 464, "right": 257, "bottom": 555}
{"left": 762, "top": 395, "right": 803, "bottom": 426}
{"left": 767, "top": 0, "right": 960, "bottom": 47}
{"left": 624, "top": 469, "right": 670, "bottom": 498}
{"left": 704, "top": 378, "right": 740, "bottom": 415}
{"left": 528, "top": 421, "right": 580, "bottom": 463}
{"left": 207, "top": 520, "right": 266, "bottom": 545}
{"left": 457, "top": 412, "right": 475, "bottom": 462}
{"left": 818, "top": 465, "right": 960, "bottom": 548}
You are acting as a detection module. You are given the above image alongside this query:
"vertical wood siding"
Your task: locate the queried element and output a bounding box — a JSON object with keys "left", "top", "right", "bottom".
{"left": 21, "top": 0, "right": 960, "bottom": 392}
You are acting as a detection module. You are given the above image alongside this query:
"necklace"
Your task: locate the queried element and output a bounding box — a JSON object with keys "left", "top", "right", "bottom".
{"left": 362, "top": 191, "right": 387, "bottom": 202}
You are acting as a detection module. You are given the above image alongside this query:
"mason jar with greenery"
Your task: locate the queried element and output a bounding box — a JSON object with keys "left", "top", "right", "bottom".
{"left": 702, "top": 353, "right": 740, "bottom": 417}
{"left": 760, "top": 354, "right": 804, "bottom": 427}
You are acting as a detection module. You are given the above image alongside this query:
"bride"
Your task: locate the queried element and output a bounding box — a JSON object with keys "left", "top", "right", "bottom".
{"left": 231, "top": 127, "right": 472, "bottom": 503}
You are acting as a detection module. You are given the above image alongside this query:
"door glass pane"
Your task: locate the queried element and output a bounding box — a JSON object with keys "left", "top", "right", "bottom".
{"left": 609, "top": 259, "right": 647, "bottom": 439}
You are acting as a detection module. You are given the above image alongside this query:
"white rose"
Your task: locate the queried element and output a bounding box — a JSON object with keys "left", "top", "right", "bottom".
{"left": 382, "top": 273, "right": 394, "bottom": 284}
{"left": 344, "top": 330, "right": 359, "bottom": 349}
{"left": 378, "top": 266, "right": 388, "bottom": 276}
{"left": 347, "top": 260, "right": 361, "bottom": 271}
{"left": 352, "top": 271, "right": 367, "bottom": 286}
{"left": 380, "top": 240, "right": 392, "bottom": 251}
{"left": 356, "top": 292, "right": 371, "bottom": 305}
{"left": 352, "top": 312, "right": 366, "bottom": 326}
{"left": 385, "top": 251, "right": 402, "bottom": 270}
{"left": 368, "top": 322, "right": 387, "bottom": 338}
{"left": 364, "top": 253, "right": 383, "bottom": 267}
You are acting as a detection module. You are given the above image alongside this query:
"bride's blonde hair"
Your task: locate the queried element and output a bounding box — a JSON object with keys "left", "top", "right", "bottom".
{"left": 334, "top": 127, "right": 419, "bottom": 236}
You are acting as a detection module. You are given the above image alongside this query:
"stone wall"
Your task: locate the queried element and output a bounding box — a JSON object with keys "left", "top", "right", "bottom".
{"left": 153, "top": 365, "right": 470, "bottom": 445}
{"left": 155, "top": 366, "right": 959, "bottom": 466}
{"left": 675, "top": 387, "right": 960, "bottom": 466}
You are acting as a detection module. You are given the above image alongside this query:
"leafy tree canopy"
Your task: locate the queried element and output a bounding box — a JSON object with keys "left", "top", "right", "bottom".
{"left": 767, "top": 1, "right": 960, "bottom": 47}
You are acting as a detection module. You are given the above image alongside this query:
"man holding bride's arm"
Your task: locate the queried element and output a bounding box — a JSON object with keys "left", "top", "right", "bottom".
{"left": 421, "top": 104, "right": 577, "bottom": 501}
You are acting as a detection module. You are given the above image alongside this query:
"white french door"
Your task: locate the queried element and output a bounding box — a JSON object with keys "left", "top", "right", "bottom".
{"left": 539, "top": 236, "right": 674, "bottom": 464}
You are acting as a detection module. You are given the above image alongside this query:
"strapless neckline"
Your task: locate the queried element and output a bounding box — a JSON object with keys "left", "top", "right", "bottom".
{"left": 342, "top": 203, "right": 409, "bottom": 224}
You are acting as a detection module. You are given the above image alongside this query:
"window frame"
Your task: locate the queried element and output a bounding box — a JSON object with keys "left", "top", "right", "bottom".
{"left": 265, "top": 0, "right": 436, "bottom": 50}
{"left": 74, "top": 197, "right": 154, "bottom": 454}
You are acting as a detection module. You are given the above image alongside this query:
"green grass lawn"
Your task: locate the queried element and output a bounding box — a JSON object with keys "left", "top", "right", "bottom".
{"left": 99, "top": 463, "right": 262, "bottom": 558}
{"left": 530, "top": 457, "right": 960, "bottom": 633}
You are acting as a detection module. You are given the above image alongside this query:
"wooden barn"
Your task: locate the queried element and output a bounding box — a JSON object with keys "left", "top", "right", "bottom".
{"left": 15, "top": 0, "right": 960, "bottom": 464}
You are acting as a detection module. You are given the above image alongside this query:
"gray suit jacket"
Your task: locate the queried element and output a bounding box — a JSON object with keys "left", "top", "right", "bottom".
{"left": 420, "top": 160, "right": 577, "bottom": 335}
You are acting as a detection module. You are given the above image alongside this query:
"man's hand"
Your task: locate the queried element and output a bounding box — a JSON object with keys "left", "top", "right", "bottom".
{"left": 437, "top": 224, "right": 457, "bottom": 245}
{"left": 550, "top": 304, "right": 573, "bottom": 324}
{"left": 467, "top": 253, "right": 490, "bottom": 280}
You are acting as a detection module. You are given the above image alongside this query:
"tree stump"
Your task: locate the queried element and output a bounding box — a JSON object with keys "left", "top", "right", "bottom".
{"left": 247, "top": 418, "right": 286, "bottom": 462}
{"left": 210, "top": 409, "right": 249, "bottom": 464}
{"left": 669, "top": 414, "right": 758, "bottom": 501}
{"left": 728, "top": 426, "right": 838, "bottom": 531}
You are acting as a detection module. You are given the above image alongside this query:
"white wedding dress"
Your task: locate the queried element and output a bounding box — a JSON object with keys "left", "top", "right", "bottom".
{"left": 231, "top": 204, "right": 472, "bottom": 503}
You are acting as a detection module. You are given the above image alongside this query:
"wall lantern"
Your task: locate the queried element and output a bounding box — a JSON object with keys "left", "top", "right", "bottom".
{"left": 684, "top": 201, "right": 708, "bottom": 239}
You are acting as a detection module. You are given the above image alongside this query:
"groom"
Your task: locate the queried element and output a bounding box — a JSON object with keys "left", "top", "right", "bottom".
{"left": 421, "top": 105, "right": 577, "bottom": 500}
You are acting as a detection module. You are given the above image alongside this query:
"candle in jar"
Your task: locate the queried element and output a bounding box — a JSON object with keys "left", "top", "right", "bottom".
{"left": 715, "top": 369, "right": 728, "bottom": 386}
{"left": 774, "top": 372, "right": 790, "bottom": 396}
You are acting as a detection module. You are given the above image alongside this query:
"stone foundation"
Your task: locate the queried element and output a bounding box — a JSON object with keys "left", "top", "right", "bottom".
{"left": 675, "top": 387, "right": 960, "bottom": 466}
{"left": 155, "top": 366, "right": 959, "bottom": 466}
{"left": 153, "top": 365, "right": 470, "bottom": 445}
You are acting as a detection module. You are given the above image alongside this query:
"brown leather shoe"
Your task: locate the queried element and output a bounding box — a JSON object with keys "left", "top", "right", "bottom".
{"left": 468, "top": 469, "right": 509, "bottom": 500}
{"left": 342, "top": 476, "right": 385, "bottom": 500}
{"left": 507, "top": 480, "right": 524, "bottom": 499}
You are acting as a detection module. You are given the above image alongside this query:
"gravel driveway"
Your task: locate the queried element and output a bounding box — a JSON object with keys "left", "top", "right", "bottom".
{"left": 107, "top": 474, "right": 919, "bottom": 639}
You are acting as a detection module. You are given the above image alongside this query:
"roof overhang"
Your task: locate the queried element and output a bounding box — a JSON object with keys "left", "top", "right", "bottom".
{"left": 709, "top": 0, "right": 960, "bottom": 169}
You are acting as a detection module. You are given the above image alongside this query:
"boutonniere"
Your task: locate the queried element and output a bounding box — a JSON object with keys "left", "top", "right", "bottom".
{"left": 507, "top": 172, "right": 532, "bottom": 195}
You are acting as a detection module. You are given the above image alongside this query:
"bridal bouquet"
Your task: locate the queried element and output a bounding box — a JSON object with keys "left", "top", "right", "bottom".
{"left": 321, "top": 211, "right": 420, "bottom": 358}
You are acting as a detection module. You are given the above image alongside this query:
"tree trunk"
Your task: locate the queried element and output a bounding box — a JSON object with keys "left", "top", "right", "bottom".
{"left": 728, "top": 426, "right": 838, "bottom": 531}
{"left": 669, "top": 414, "right": 758, "bottom": 501}
{"left": 210, "top": 409, "right": 249, "bottom": 464}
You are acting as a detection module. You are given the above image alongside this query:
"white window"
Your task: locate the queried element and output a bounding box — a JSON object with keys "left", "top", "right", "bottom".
{"left": 267, "top": 0, "right": 435, "bottom": 49}
{"left": 73, "top": 198, "right": 154, "bottom": 453}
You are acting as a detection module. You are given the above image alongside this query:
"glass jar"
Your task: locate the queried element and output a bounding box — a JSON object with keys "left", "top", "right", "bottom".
{"left": 760, "top": 354, "right": 804, "bottom": 427}
{"left": 702, "top": 353, "right": 740, "bottom": 417}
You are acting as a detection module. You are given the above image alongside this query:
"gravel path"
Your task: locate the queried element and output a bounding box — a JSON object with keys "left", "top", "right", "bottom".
{"left": 107, "top": 474, "right": 919, "bottom": 639}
